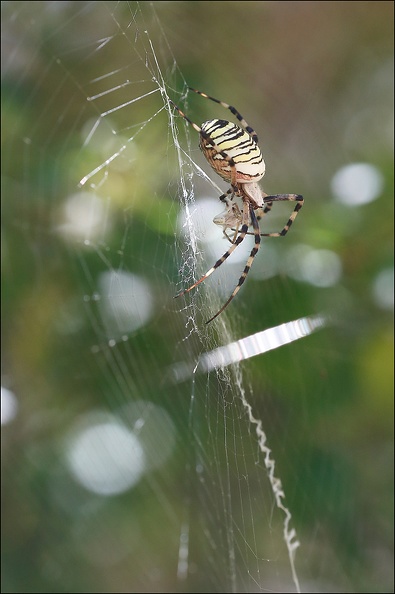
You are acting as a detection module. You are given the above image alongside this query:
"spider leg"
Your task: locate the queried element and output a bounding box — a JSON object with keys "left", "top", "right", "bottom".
{"left": 256, "top": 202, "right": 273, "bottom": 221}
{"left": 259, "top": 194, "right": 304, "bottom": 237}
{"left": 236, "top": 194, "right": 303, "bottom": 237}
{"left": 188, "top": 88, "right": 259, "bottom": 143}
{"left": 169, "top": 99, "right": 203, "bottom": 135}
{"left": 229, "top": 202, "right": 272, "bottom": 236}
{"left": 170, "top": 99, "right": 239, "bottom": 187}
{"left": 223, "top": 226, "right": 240, "bottom": 244}
{"left": 219, "top": 188, "right": 234, "bottom": 206}
{"left": 175, "top": 201, "right": 250, "bottom": 299}
{"left": 205, "top": 203, "right": 261, "bottom": 324}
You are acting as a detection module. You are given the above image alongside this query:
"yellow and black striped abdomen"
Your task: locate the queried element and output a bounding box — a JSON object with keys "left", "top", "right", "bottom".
{"left": 200, "top": 119, "right": 265, "bottom": 183}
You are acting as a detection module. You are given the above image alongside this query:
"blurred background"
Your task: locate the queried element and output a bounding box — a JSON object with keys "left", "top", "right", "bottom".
{"left": 2, "top": 2, "right": 393, "bottom": 592}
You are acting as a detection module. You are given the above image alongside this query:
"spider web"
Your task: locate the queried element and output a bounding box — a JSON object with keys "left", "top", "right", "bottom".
{"left": 74, "top": 5, "right": 304, "bottom": 589}
{"left": 2, "top": 2, "right": 393, "bottom": 594}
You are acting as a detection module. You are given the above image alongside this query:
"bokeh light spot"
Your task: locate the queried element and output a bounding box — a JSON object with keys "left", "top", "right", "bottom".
{"left": 331, "top": 163, "right": 384, "bottom": 206}
{"left": 1, "top": 387, "right": 18, "bottom": 425}
{"left": 57, "top": 191, "right": 110, "bottom": 242}
{"left": 372, "top": 268, "right": 394, "bottom": 310}
{"left": 98, "top": 270, "right": 154, "bottom": 337}
{"left": 65, "top": 414, "right": 145, "bottom": 496}
{"left": 287, "top": 245, "right": 342, "bottom": 287}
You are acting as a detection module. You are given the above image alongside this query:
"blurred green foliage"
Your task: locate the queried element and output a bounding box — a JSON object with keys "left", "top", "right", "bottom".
{"left": 2, "top": 2, "right": 393, "bottom": 593}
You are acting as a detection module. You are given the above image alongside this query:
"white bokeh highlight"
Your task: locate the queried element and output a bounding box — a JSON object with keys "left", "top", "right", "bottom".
{"left": 98, "top": 270, "right": 154, "bottom": 337}
{"left": 65, "top": 413, "right": 145, "bottom": 496}
{"left": 331, "top": 163, "right": 384, "bottom": 206}
{"left": 286, "top": 245, "right": 342, "bottom": 287}
{"left": 372, "top": 268, "right": 394, "bottom": 310}
{"left": 57, "top": 191, "right": 110, "bottom": 242}
{"left": 1, "top": 386, "right": 18, "bottom": 425}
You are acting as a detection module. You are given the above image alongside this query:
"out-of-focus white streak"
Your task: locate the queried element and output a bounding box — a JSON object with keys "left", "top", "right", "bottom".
{"left": 169, "top": 314, "right": 326, "bottom": 383}
{"left": 199, "top": 315, "right": 326, "bottom": 373}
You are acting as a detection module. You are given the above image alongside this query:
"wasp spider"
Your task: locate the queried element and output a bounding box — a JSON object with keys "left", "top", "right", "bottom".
{"left": 171, "top": 88, "right": 304, "bottom": 324}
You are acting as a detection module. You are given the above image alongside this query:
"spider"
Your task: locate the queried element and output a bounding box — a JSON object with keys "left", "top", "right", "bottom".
{"left": 171, "top": 88, "right": 304, "bottom": 324}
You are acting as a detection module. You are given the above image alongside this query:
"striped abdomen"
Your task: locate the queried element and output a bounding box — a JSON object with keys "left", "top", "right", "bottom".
{"left": 200, "top": 119, "right": 265, "bottom": 183}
